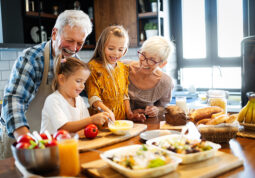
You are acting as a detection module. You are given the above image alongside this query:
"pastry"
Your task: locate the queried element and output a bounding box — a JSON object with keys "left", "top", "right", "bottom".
{"left": 196, "top": 118, "right": 211, "bottom": 125}
{"left": 206, "top": 114, "right": 228, "bottom": 125}
{"left": 189, "top": 106, "right": 223, "bottom": 122}
{"left": 225, "top": 114, "right": 238, "bottom": 123}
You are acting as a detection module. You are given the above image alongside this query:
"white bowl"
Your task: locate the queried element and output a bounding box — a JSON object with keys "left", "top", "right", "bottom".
{"left": 108, "top": 120, "right": 134, "bottom": 135}
{"left": 146, "top": 134, "right": 221, "bottom": 164}
{"left": 100, "top": 144, "right": 181, "bottom": 178}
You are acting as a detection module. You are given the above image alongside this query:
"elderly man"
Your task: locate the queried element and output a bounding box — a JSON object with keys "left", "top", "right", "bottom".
{"left": 0, "top": 10, "right": 92, "bottom": 158}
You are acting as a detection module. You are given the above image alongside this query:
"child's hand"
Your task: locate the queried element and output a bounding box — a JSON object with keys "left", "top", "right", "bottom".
{"left": 132, "top": 113, "right": 146, "bottom": 122}
{"left": 91, "top": 112, "right": 110, "bottom": 126}
{"left": 107, "top": 110, "right": 115, "bottom": 122}
{"left": 145, "top": 106, "right": 159, "bottom": 117}
{"left": 133, "top": 109, "right": 145, "bottom": 115}
{"left": 127, "top": 112, "right": 146, "bottom": 123}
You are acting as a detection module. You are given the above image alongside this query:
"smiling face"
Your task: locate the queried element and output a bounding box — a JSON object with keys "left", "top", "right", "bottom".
{"left": 104, "top": 35, "right": 127, "bottom": 67}
{"left": 138, "top": 51, "right": 162, "bottom": 74}
{"left": 58, "top": 68, "right": 90, "bottom": 99}
{"left": 52, "top": 25, "right": 86, "bottom": 58}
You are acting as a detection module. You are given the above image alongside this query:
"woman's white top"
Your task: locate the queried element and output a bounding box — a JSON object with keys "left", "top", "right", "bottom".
{"left": 41, "top": 90, "right": 90, "bottom": 134}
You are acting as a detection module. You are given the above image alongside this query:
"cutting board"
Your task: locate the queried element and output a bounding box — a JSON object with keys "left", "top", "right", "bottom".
{"left": 78, "top": 124, "right": 147, "bottom": 152}
{"left": 160, "top": 121, "right": 185, "bottom": 131}
{"left": 81, "top": 151, "right": 243, "bottom": 178}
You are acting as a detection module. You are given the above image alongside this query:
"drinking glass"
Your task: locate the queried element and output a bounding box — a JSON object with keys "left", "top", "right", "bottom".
{"left": 176, "top": 96, "right": 188, "bottom": 113}
{"left": 57, "top": 133, "right": 80, "bottom": 176}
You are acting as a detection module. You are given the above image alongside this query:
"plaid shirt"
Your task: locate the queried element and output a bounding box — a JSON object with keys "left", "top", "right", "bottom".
{"left": 0, "top": 41, "right": 54, "bottom": 138}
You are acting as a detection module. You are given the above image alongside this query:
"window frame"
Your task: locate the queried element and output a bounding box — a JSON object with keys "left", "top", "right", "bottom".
{"left": 170, "top": 0, "right": 249, "bottom": 91}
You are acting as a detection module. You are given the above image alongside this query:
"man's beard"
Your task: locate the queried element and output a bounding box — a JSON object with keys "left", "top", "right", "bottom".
{"left": 55, "top": 47, "right": 76, "bottom": 58}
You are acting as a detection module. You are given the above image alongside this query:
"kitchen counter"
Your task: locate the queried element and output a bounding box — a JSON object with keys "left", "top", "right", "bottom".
{"left": 0, "top": 118, "right": 254, "bottom": 177}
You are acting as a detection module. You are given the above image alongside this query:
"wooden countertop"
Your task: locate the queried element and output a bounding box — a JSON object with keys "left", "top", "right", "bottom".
{"left": 0, "top": 118, "right": 254, "bottom": 177}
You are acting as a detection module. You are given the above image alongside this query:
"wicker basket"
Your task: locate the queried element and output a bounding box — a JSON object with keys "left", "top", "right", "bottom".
{"left": 198, "top": 123, "right": 239, "bottom": 143}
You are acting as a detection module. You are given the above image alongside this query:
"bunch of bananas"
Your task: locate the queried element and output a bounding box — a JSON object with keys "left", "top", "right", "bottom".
{"left": 238, "top": 97, "right": 255, "bottom": 124}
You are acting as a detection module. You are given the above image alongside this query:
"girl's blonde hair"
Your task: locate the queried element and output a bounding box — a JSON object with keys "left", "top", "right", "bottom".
{"left": 91, "top": 25, "right": 129, "bottom": 78}
{"left": 52, "top": 57, "right": 90, "bottom": 91}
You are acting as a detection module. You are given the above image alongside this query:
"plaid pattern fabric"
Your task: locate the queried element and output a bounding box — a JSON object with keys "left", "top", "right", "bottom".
{"left": 0, "top": 41, "right": 54, "bottom": 138}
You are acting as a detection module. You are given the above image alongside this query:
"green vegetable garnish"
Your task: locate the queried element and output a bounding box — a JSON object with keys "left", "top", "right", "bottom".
{"left": 148, "top": 158, "right": 166, "bottom": 168}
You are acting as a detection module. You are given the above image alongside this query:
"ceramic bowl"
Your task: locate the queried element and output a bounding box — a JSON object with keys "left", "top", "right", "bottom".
{"left": 108, "top": 120, "right": 134, "bottom": 135}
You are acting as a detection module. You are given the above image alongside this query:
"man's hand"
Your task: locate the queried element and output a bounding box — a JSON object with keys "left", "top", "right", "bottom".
{"left": 13, "top": 126, "right": 30, "bottom": 140}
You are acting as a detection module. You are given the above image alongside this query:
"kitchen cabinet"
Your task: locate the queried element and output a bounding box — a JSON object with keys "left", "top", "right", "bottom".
{"left": 94, "top": 0, "right": 137, "bottom": 47}
{"left": 0, "top": 0, "right": 95, "bottom": 49}
{"left": 0, "top": 0, "right": 24, "bottom": 43}
{"left": 137, "top": 0, "right": 170, "bottom": 45}
{"left": 22, "top": 0, "right": 95, "bottom": 49}
{"left": 0, "top": 0, "right": 169, "bottom": 48}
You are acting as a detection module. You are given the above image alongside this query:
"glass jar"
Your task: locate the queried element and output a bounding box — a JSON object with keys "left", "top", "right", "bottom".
{"left": 208, "top": 90, "right": 227, "bottom": 114}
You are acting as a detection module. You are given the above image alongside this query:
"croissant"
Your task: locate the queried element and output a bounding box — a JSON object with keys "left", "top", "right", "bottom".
{"left": 189, "top": 106, "right": 223, "bottom": 122}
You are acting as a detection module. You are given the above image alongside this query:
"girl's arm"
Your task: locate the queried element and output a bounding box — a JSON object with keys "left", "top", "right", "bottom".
{"left": 92, "top": 101, "right": 115, "bottom": 121}
{"left": 59, "top": 112, "right": 109, "bottom": 132}
{"left": 124, "top": 100, "right": 146, "bottom": 122}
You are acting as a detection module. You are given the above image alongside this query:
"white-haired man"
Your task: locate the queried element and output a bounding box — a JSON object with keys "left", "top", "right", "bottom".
{"left": 0, "top": 10, "right": 92, "bottom": 158}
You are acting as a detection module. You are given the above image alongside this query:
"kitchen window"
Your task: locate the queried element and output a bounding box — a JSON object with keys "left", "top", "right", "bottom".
{"left": 173, "top": 0, "right": 246, "bottom": 91}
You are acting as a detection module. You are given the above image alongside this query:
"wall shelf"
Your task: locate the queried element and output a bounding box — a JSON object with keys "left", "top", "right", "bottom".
{"left": 138, "top": 12, "right": 157, "bottom": 19}
{"left": 26, "top": 11, "right": 57, "bottom": 19}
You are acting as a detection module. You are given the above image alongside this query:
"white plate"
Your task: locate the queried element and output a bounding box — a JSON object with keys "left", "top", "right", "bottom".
{"left": 146, "top": 134, "right": 221, "bottom": 164}
{"left": 100, "top": 144, "right": 181, "bottom": 178}
{"left": 140, "top": 130, "right": 180, "bottom": 141}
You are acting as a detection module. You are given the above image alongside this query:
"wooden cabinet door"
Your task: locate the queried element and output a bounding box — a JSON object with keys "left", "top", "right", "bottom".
{"left": 94, "top": 0, "right": 137, "bottom": 47}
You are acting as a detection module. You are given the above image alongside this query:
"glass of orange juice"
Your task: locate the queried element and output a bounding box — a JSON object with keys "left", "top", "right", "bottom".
{"left": 57, "top": 133, "right": 80, "bottom": 176}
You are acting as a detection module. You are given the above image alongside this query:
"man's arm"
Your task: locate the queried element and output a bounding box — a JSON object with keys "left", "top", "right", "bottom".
{"left": 1, "top": 49, "right": 43, "bottom": 139}
{"left": 13, "top": 126, "right": 30, "bottom": 140}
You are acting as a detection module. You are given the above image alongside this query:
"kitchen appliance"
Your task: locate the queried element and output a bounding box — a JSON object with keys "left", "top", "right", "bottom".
{"left": 241, "top": 36, "right": 255, "bottom": 106}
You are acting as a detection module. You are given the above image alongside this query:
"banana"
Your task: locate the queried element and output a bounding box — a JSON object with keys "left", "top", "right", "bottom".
{"left": 252, "top": 102, "right": 255, "bottom": 124}
{"left": 238, "top": 101, "right": 251, "bottom": 123}
{"left": 245, "top": 101, "right": 254, "bottom": 123}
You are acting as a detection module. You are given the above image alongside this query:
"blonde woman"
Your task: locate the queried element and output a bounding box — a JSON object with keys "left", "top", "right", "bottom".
{"left": 128, "top": 36, "right": 175, "bottom": 118}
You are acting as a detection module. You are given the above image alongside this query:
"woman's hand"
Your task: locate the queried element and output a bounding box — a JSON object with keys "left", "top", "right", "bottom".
{"left": 145, "top": 106, "right": 159, "bottom": 117}
{"left": 91, "top": 112, "right": 110, "bottom": 126}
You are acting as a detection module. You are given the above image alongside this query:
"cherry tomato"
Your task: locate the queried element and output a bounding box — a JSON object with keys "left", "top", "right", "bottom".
{"left": 16, "top": 142, "right": 30, "bottom": 149}
{"left": 17, "top": 134, "right": 35, "bottom": 143}
{"left": 53, "top": 130, "right": 71, "bottom": 140}
{"left": 84, "top": 124, "right": 98, "bottom": 139}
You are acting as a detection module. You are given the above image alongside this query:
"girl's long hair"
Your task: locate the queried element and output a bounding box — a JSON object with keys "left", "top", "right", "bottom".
{"left": 52, "top": 56, "right": 89, "bottom": 91}
{"left": 91, "top": 25, "right": 129, "bottom": 81}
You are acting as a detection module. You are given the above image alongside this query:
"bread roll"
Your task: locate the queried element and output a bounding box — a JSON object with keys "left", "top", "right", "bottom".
{"left": 225, "top": 114, "right": 238, "bottom": 123}
{"left": 165, "top": 106, "right": 187, "bottom": 126}
{"left": 206, "top": 114, "right": 228, "bottom": 125}
{"left": 196, "top": 118, "right": 211, "bottom": 125}
{"left": 190, "top": 106, "right": 223, "bottom": 122}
